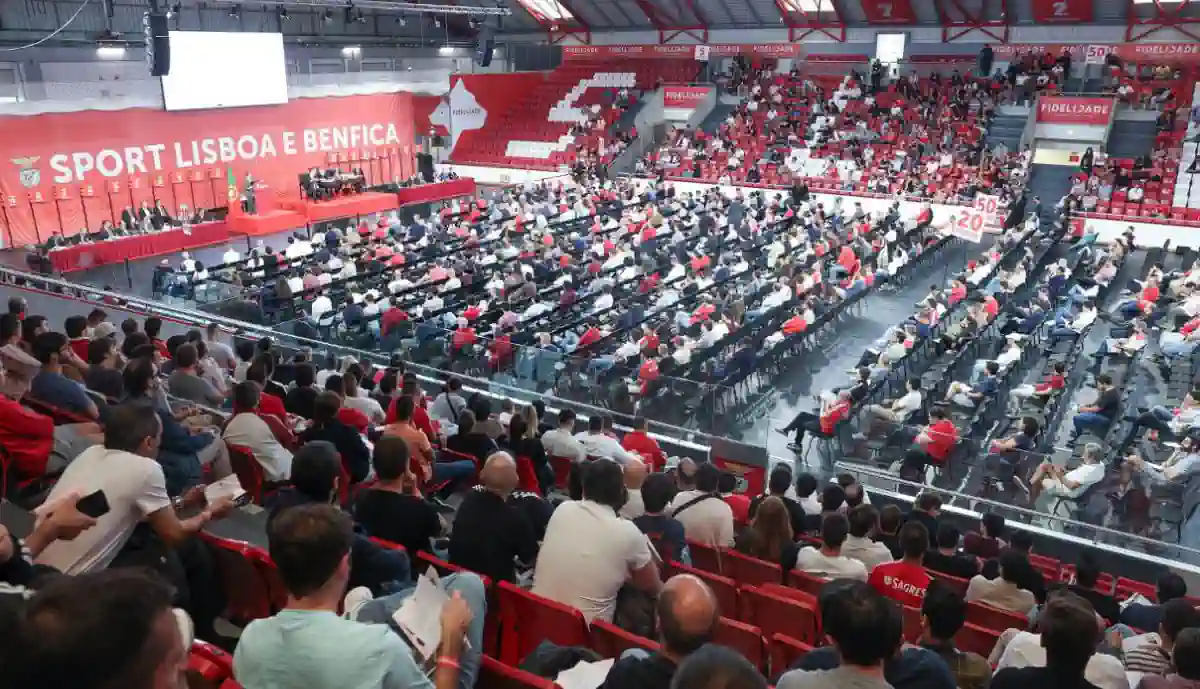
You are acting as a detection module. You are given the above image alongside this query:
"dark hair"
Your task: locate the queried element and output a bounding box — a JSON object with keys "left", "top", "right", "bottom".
{"left": 1040, "top": 595, "right": 1100, "bottom": 673}
{"left": 0, "top": 313, "right": 18, "bottom": 342}
{"left": 457, "top": 409, "right": 477, "bottom": 434}
{"left": 936, "top": 524, "right": 960, "bottom": 550}
{"left": 289, "top": 440, "right": 341, "bottom": 503}
{"left": 768, "top": 466, "right": 792, "bottom": 495}
{"left": 372, "top": 436, "right": 411, "bottom": 482}
{"left": 1096, "top": 373, "right": 1113, "bottom": 386}
{"left": 658, "top": 585, "right": 718, "bottom": 656}
{"left": 121, "top": 332, "right": 150, "bottom": 359}
{"left": 1009, "top": 530, "right": 1033, "bottom": 553}
{"left": 999, "top": 549, "right": 1030, "bottom": 585}
{"left": 847, "top": 504, "right": 878, "bottom": 539}
{"left": 234, "top": 381, "right": 261, "bottom": 411}
{"left": 981, "top": 512, "right": 1006, "bottom": 540}
{"left": 1175, "top": 628, "right": 1200, "bottom": 679}
{"left": 323, "top": 373, "right": 345, "bottom": 395}
{"left": 268, "top": 503, "right": 353, "bottom": 598}
{"left": 1162, "top": 598, "right": 1200, "bottom": 640}
{"left": 717, "top": 471, "right": 737, "bottom": 494}
{"left": 558, "top": 408, "right": 576, "bottom": 427}
{"left": 144, "top": 316, "right": 162, "bottom": 339}
{"left": 795, "top": 472, "right": 818, "bottom": 498}
{"left": 1158, "top": 572, "right": 1188, "bottom": 603}
{"left": 32, "top": 331, "right": 68, "bottom": 365}
{"left": 696, "top": 462, "right": 721, "bottom": 493}
{"left": 668, "top": 644, "right": 767, "bottom": 689}
{"left": 235, "top": 340, "right": 255, "bottom": 363}
{"left": 122, "top": 357, "right": 156, "bottom": 397}
{"left": 393, "top": 395, "right": 415, "bottom": 422}
{"left": 87, "top": 337, "right": 115, "bottom": 366}
{"left": 6, "top": 569, "right": 177, "bottom": 689}
{"left": 1074, "top": 552, "right": 1100, "bottom": 588}
{"left": 820, "top": 513, "right": 849, "bottom": 550}
{"left": 916, "top": 492, "right": 942, "bottom": 512}
{"left": 121, "top": 318, "right": 138, "bottom": 335}
{"left": 295, "top": 363, "right": 316, "bottom": 388}
{"left": 899, "top": 521, "right": 929, "bottom": 560}
{"left": 641, "top": 472, "right": 677, "bottom": 513}
{"left": 1020, "top": 417, "right": 1039, "bottom": 437}
{"left": 583, "top": 458, "right": 626, "bottom": 510}
{"left": 588, "top": 415, "right": 603, "bottom": 433}
{"left": 879, "top": 504, "right": 903, "bottom": 534}
{"left": 312, "top": 391, "right": 342, "bottom": 425}
{"left": 173, "top": 342, "right": 198, "bottom": 369}
{"left": 820, "top": 484, "right": 845, "bottom": 512}
{"left": 105, "top": 402, "right": 162, "bottom": 453}
{"left": 64, "top": 315, "right": 88, "bottom": 338}
{"left": 21, "top": 315, "right": 46, "bottom": 346}
{"left": 820, "top": 581, "right": 903, "bottom": 667}
{"left": 922, "top": 579, "right": 967, "bottom": 641}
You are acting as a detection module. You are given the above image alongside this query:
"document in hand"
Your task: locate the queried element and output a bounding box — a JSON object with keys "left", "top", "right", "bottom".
{"left": 204, "top": 474, "right": 247, "bottom": 503}
{"left": 392, "top": 569, "right": 448, "bottom": 662}
{"left": 555, "top": 658, "right": 616, "bottom": 689}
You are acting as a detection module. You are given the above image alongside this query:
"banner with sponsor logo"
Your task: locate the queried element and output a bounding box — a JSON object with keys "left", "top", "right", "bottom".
{"left": 561, "top": 44, "right": 803, "bottom": 60}
{"left": 1037, "top": 96, "right": 1114, "bottom": 125}
{"left": 664, "top": 86, "right": 712, "bottom": 108}
{"left": 992, "top": 42, "right": 1200, "bottom": 64}
{"left": 433, "top": 72, "right": 546, "bottom": 156}
{"left": 859, "top": 0, "right": 917, "bottom": 24}
{"left": 0, "top": 93, "right": 416, "bottom": 247}
{"left": 1030, "top": 0, "right": 1093, "bottom": 23}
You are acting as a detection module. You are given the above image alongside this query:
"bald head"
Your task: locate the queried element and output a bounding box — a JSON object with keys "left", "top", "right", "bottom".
{"left": 481, "top": 451, "right": 518, "bottom": 495}
{"left": 624, "top": 458, "right": 648, "bottom": 489}
{"left": 658, "top": 574, "right": 719, "bottom": 659}
{"left": 677, "top": 457, "right": 699, "bottom": 490}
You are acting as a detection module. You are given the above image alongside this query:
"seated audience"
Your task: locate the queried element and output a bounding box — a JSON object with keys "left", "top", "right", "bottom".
{"left": 794, "top": 513, "right": 868, "bottom": 581}
{"left": 543, "top": 408, "right": 588, "bottom": 462}
{"left": 354, "top": 436, "right": 444, "bottom": 561}
{"left": 920, "top": 580, "right": 993, "bottom": 689}
{"left": 734, "top": 496, "right": 800, "bottom": 570}
{"left": 1122, "top": 572, "right": 1188, "bottom": 632}
{"left": 991, "top": 592, "right": 1123, "bottom": 689}
{"left": 668, "top": 462, "right": 736, "bottom": 547}
{"left": 841, "top": 504, "right": 894, "bottom": 571}
{"left": 966, "top": 549, "right": 1038, "bottom": 616}
{"left": 1121, "top": 599, "right": 1200, "bottom": 675}
{"left": 633, "top": 471, "right": 687, "bottom": 563}
{"left": 301, "top": 390, "right": 370, "bottom": 483}
{"left": 224, "top": 381, "right": 295, "bottom": 482}
{"left": 449, "top": 451, "right": 539, "bottom": 584}
{"left": 870, "top": 521, "right": 932, "bottom": 607}
{"left": 923, "top": 525, "right": 980, "bottom": 579}
{"left": 964, "top": 512, "right": 1007, "bottom": 559}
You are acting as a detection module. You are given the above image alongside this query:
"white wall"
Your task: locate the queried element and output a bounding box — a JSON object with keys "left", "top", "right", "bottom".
{"left": 435, "top": 164, "right": 572, "bottom": 186}
{"left": 1080, "top": 215, "right": 1200, "bottom": 249}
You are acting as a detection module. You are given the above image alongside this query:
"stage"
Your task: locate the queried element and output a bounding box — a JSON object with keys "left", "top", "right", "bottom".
{"left": 48, "top": 221, "right": 232, "bottom": 273}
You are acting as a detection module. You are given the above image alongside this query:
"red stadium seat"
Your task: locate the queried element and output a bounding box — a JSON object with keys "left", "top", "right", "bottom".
{"left": 496, "top": 581, "right": 590, "bottom": 666}
{"left": 928, "top": 571, "right": 969, "bottom": 597}
{"left": 787, "top": 569, "right": 828, "bottom": 598}
{"left": 369, "top": 537, "right": 408, "bottom": 553}
{"left": 188, "top": 640, "right": 234, "bottom": 689}
{"left": 589, "top": 619, "right": 660, "bottom": 658}
{"left": 481, "top": 655, "right": 561, "bottom": 689}
{"left": 200, "top": 532, "right": 286, "bottom": 624}
{"left": 769, "top": 633, "right": 815, "bottom": 675}
{"left": 723, "top": 549, "right": 783, "bottom": 587}
{"left": 955, "top": 622, "right": 1001, "bottom": 657}
{"left": 738, "top": 585, "right": 821, "bottom": 647}
{"left": 227, "top": 443, "right": 269, "bottom": 505}
{"left": 715, "top": 617, "right": 766, "bottom": 671}
{"left": 218, "top": 681, "right": 244, "bottom": 689}
{"left": 1116, "top": 576, "right": 1157, "bottom": 602}
{"left": 965, "top": 601, "right": 1028, "bottom": 633}
{"left": 686, "top": 540, "right": 724, "bottom": 575}
{"left": 549, "top": 455, "right": 573, "bottom": 491}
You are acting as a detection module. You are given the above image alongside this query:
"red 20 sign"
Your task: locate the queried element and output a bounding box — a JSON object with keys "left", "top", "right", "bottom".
{"left": 953, "top": 212, "right": 986, "bottom": 243}
{"left": 860, "top": 0, "right": 916, "bottom": 24}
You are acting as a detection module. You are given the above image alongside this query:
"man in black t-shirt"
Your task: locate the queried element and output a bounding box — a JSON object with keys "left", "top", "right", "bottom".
{"left": 448, "top": 451, "right": 538, "bottom": 583}
{"left": 923, "top": 525, "right": 980, "bottom": 580}
{"left": 1070, "top": 374, "right": 1118, "bottom": 444}
{"left": 353, "top": 437, "right": 443, "bottom": 566}
{"left": 599, "top": 574, "right": 718, "bottom": 689}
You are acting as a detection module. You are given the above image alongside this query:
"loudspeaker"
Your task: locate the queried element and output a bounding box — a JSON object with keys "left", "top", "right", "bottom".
{"left": 474, "top": 27, "right": 494, "bottom": 67}
{"left": 143, "top": 12, "right": 170, "bottom": 77}
{"left": 431, "top": 135, "right": 445, "bottom": 148}
{"left": 418, "top": 153, "right": 434, "bottom": 183}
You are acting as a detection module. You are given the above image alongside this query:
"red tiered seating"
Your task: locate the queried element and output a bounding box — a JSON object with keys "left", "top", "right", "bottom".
{"left": 667, "top": 561, "right": 739, "bottom": 616}
{"left": 723, "top": 549, "right": 784, "bottom": 587}
{"left": 496, "top": 582, "right": 590, "bottom": 666}
{"left": 481, "top": 655, "right": 561, "bottom": 689}
{"left": 716, "top": 617, "right": 767, "bottom": 672}
{"left": 769, "top": 633, "right": 815, "bottom": 674}
{"left": 739, "top": 584, "right": 821, "bottom": 647}
{"left": 966, "top": 601, "right": 1028, "bottom": 633}
{"left": 590, "top": 619, "right": 661, "bottom": 658}
{"left": 199, "top": 532, "right": 286, "bottom": 624}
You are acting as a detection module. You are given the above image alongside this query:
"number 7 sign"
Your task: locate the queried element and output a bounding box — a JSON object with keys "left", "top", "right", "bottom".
{"left": 860, "top": 0, "right": 915, "bottom": 23}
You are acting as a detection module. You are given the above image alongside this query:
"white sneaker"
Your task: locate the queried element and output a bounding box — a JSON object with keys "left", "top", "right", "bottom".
{"left": 343, "top": 586, "right": 374, "bottom": 621}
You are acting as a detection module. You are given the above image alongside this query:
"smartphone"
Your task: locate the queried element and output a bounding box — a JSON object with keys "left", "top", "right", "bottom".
{"left": 76, "top": 490, "right": 111, "bottom": 519}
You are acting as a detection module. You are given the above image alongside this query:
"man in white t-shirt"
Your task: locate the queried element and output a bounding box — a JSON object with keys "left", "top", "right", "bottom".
{"left": 667, "top": 463, "right": 735, "bottom": 547}
{"left": 857, "top": 378, "right": 923, "bottom": 440}
{"left": 575, "top": 416, "right": 636, "bottom": 464}
{"left": 222, "top": 381, "right": 294, "bottom": 482}
{"left": 36, "top": 405, "right": 235, "bottom": 575}
{"left": 1021, "top": 442, "right": 1105, "bottom": 502}
{"left": 793, "top": 513, "right": 869, "bottom": 581}
{"left": 532, "top": 459, "right": 661, "bottom": 622}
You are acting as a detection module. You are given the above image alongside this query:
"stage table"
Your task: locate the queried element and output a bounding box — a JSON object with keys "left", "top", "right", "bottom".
{"left": 49, "top": 222, "right": 231, "bottom": 273}
{"left": 395, "top": 178, "right": 477, "bottom": 205}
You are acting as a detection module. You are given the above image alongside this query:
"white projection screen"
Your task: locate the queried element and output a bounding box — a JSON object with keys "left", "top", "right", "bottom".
{"left": 161, "top": 31, "right": 289, "bottom": 111}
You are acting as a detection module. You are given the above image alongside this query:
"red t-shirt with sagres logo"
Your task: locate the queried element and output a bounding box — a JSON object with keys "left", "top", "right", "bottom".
{"left": 868, "top": 561, "right": 930, "bottom": 608}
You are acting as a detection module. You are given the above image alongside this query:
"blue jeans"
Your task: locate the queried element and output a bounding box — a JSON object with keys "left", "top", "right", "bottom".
{"left": 358, "top": 572, "right": 486, "bottom": 689}
{"left": 1073, "top": 412, "right": 1111, "bottom": 438}
{"left": 433, "top": 459, "right": 477, "bottom": 489}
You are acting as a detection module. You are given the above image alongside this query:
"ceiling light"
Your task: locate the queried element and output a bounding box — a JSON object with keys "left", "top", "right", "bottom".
{"left": 96, "top": 42, "right": 126, "bottom": 58}
{"left": 342, "top": 45, "right": 362, "bottom": 57}
{"left": 438, "top": 45, "right": 455, "bottom": 54}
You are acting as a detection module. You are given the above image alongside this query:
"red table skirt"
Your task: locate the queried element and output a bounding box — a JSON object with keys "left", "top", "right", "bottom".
{"left": 49, "top": 222, "right": 231, "bottom": 273}
{"left": 395, "top": 178, "right": 477, "bottom": 205}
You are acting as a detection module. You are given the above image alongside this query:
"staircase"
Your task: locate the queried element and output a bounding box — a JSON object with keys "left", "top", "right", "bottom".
{"left": 697, "top": 102, "right": 737, "bottom": 134}
{"left": 1107, "top": 119, "right": 1158, "bottom": 159}
{"left": 986, "top": 113, "right": 1027, "bottom": 152}
{"left": 612, "top": 99, "right": 645, "bottom": 135}
{"left": 1027, "top": 163, "right": 1075, "bottom": 225}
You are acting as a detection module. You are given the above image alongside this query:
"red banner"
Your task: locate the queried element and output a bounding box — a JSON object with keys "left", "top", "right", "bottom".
{"left": 440, "top": 73, "right": 547, "bottom": 157}
{"left": 1037, "top": 96, "right": 1114, "bottom": 125}
{"left": 1030, "top": 0, "right": 1093, "bottom": 22}
{"left": 993, "top": 42, "right": 1200, "bottom": 64}
{"left": 860, "top": 0, "right": 916, "bottom": 24}
{"left": 664, "top": 86, "right": 712, "bottom": 108}
{"left": 0, "top": 93, "right": 415, "bottom": 248}
{"left": 562, "top": 44, "right": 803, "bottom": 60}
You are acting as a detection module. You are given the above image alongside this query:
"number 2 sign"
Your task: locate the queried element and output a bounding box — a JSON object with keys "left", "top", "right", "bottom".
{"left": 1032, "top": 0, "right": 1092, "bottom": 22}
{"left": 860, "top": 0, "right": 915, "bottom": 23}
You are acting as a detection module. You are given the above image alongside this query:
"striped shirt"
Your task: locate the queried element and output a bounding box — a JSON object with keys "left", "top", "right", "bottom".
{"left": 1124, "top": 641, "right": 1172, "bottom": 675}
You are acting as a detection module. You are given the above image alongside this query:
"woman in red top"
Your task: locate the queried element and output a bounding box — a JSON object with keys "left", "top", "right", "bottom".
{"left": 451, "top": 319, "right": 477, "bottom": 351}
{"left": 900, "top": 407, "right": 958, "bottom": 479}
{"left": 776, "top": 390, "right": 852, "bottom": 451}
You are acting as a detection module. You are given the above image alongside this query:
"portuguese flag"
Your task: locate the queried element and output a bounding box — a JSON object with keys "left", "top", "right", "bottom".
{"left": 226, "top": 167, "right": 242, "bottom": 217}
